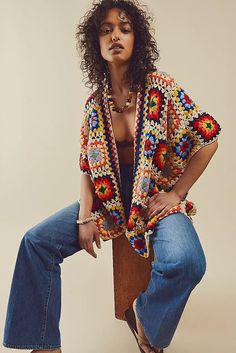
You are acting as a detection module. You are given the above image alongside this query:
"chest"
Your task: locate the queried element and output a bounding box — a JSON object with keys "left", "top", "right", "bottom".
{"left": 109, "top": 93, "right": 137, "bottom": 143}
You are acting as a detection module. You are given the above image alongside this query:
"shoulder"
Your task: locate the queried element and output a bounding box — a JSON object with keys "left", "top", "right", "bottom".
{"left": 146, "top": 70, "right": 176, "bottom": 93}
{"left": 81, "top": 90, "right": 101, "bottom": 129}
{"left": 84, "top": 91, "right": 97, "bottom": 111}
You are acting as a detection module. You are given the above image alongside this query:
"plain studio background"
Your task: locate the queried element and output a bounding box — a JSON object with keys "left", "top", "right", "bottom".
{"left": 0, "top": 0, "right": 235, "bottom": 352}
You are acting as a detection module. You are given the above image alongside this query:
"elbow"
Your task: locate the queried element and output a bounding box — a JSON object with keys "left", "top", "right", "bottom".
{"left": 211, "top": 140, "right": 219, "bottom": 153}
{"left": 205, "top": 140, "right": 219, "bottom": 161}
{"left": 212, "top": 139, "right": 218, "bottom": 148}
{"left": 205, "top": 139, "right": 218, "bottom": 153}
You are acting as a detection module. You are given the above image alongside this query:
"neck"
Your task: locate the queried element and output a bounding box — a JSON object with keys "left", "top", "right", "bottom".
{"left": 107, "top": 62, "right": 131, "bottom": 96}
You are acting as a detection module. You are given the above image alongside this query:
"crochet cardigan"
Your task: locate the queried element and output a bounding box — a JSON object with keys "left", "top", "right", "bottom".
{"left": 78, "top": 70, "right": 221, "bottom": 258}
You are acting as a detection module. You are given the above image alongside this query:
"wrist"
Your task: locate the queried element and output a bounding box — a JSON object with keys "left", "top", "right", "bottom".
{"left": 76, "top": 216, "right": 94, "bottom": 225}
{"left": 78, "top": 214, "right": 92, "bottom": 219}
{"left": 170, "top": 188, "right": 185, "bottom": 200}
{"left": 78, "top": 211, "right": 92, "bottom": 218}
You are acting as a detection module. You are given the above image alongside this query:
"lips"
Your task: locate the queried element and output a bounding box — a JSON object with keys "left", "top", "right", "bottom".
{"left": 109, "top": 43, "right": 124, "bottom": 50}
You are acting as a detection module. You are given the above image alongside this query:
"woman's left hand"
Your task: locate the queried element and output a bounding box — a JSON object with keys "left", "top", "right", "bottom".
{"left": 143, "top": 190, "right": 182, "bottom": 220}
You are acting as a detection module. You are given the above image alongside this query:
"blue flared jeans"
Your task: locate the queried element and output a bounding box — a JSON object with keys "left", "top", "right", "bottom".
{"left": 3, "top": 163, "right": 206, "bottom": 350}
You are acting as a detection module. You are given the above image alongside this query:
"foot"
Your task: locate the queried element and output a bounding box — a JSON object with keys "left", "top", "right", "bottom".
{"left": 132, "top": 298, "right": 150, "bottom": 346}
{"left": 133, "top": 298, "right": 163, "bottom": 353}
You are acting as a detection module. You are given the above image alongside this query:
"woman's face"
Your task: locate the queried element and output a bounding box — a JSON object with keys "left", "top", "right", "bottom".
{"left": 98, "top": 8, "right": 135, "bottom": 67}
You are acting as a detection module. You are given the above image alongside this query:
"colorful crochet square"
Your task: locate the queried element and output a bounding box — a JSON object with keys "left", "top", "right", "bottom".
{"left": 93, "top": 176, "right": 115, "bottom": 202}
{"left": 189, "top": 113, "right": 221, "bottom": 141}
{"left": 88, "top": 140, "right": 109, "bottom": 170}
{"left": 173, "top": 130, "right": 195, "bottom": 162}
{"left": 148, "top": 89, "right": 164, "bottom": 121}
{"left": 153, "top": 141, "right": 167, "bottom": 170}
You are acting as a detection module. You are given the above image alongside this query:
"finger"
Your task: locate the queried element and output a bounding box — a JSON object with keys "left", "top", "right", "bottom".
{"left": 148, "top": 196, "right": 165, "bottom": 210}
{"left": 148, "top": 194, "right": 159, "bottom": 207}
{"left": 87, "top": 242, "right": 97, "bottom": 258}
{"left": 79, "top": 238, "right": 85, "bottom": 250}
{"left": 157, "top": 206, "right": 170, "bottom": 218}
{"left": 148, "top": 204, "right": 165, "bottom": 218}
{"left": 94, "top": 233, "right": 101, "bottom": 249}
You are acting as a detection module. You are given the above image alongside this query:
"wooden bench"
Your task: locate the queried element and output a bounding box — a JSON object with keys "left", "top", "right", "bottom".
{"left": 112, "top": 235, "right": 154, "bottom": 320}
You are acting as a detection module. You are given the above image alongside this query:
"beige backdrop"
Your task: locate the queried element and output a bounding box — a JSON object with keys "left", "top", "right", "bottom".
{"left": 0, "top": 0, "right": 235, "bottom": 352}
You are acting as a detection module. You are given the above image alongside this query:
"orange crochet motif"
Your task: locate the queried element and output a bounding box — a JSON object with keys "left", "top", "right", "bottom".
{"left": 78, "top": 70, "right": 222, "bottom": 258}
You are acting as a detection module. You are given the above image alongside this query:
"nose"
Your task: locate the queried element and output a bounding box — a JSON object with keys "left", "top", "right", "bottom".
{"left": 111, "top": 26, "right": 120, "bottom": 42}
{"left": 112, "top": 33, "right": 120, "bottom": 42}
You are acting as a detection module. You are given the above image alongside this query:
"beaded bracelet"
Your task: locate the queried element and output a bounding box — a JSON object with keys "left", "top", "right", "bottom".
{"left": 76, "top": 216, "right": 94, "bottom": 225}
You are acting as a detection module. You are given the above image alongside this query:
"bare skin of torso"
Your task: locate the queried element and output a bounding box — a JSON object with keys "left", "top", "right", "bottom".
{"left": 109, "top": 92, "right": 137, "bottom": 165}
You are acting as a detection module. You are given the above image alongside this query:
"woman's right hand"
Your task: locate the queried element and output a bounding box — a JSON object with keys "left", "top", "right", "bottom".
{"left": 78, "top": 221, "right": 101, "bottom": 258}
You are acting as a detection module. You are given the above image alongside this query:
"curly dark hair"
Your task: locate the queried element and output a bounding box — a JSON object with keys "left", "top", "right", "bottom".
{"left": 76, "top": 0, "right": 160, "bottom": 98}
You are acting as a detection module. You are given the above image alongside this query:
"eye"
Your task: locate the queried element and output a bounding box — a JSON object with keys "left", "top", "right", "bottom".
{"left": 122, "top": 28, "right": 131, "bottom": 33}
{"left": 100, "top": 27, "right": 112, "bottom": 34}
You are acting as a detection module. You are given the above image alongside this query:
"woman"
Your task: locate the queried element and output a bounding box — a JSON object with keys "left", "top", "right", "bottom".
{"left": 2, "top": 1, "right": 221, "bottom": 353}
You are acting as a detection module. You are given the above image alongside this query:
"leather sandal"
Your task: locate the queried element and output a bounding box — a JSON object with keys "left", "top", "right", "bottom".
{"left": 124, "top": 305, "right": 164, "bottom": 353}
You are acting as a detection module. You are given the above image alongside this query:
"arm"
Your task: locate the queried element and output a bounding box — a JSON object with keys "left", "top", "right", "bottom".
{"left": 78, "top": 173, "right": 95, "bottom": 219}
{"left": 78, "top": 173, "right": 101, "bottom": 258}
{"left": 145, "top": 74, "right": 221, "bottom": 220}
{"left": 145, "top": 140, "right": 219, "bottom": 219}
{"left": 77, "top": 98, "right": 101, "bottom": 258}
{"left": 171, "top": 140, "right": 218, "bottom": 199}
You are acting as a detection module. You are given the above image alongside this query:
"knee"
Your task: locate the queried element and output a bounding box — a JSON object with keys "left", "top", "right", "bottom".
{"left": 23, "top": 225, "right": 51, "bottom": 249}
{"left": 183, "top": 251, "right": 207, "bottom": 284}
{"left": 21, "top": 229, "right": 56, "bottom": 270}
{"left": 14, "top": 230, "right": 42, "bottom": 264}
{"left": 158, "top": 249, "right": 207, "bottom": 284}
{"left": 22, "top": 230, "right": 41, "bottom": 252}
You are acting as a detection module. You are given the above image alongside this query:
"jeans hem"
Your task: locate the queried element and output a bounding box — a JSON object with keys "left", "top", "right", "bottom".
{"left": 3, "top": 342, "right": 61, "bottom": 349}
{"left": 135, "top": 297, "right": 171, "bottom": 350}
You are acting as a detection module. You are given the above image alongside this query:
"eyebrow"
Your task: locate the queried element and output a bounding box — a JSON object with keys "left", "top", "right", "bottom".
{"left": 100, "top": 21, "right": 132, "bottom": 26}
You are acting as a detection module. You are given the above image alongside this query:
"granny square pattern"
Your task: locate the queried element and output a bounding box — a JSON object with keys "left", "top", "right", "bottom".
{"left": 79, "top": 70, "right": 222, "bottom": 258}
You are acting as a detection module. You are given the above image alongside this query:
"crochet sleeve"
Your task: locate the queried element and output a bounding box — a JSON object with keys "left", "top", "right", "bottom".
{"left": 167, "top": 77, "right": 222, "bottom": 165}
{"left": 78, "top": 103, "right": 92, "bottom": 177}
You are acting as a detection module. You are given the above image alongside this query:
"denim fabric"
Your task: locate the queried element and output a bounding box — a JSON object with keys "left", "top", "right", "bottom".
{"left": 3, "top": 201, "right": 81, "bottom": 350}
{"left": 3, "top": 163, "right": 206, "bottom": 350}
{"left": 136, "top": 213, "right": 206, "bottom": 349}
